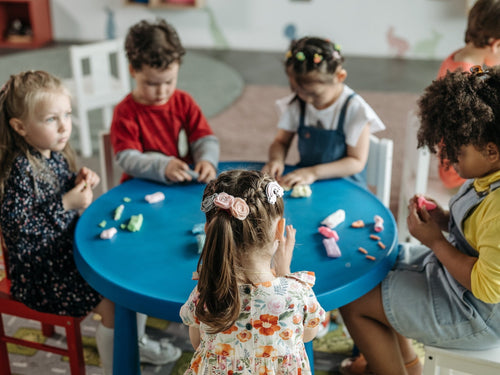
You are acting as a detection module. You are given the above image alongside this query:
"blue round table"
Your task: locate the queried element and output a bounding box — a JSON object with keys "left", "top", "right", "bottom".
{"left": 74, "top": 162, "right": 398, "bottom": 374}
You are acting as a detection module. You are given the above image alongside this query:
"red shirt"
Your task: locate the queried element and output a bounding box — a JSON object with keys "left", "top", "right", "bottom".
{"left": 110, "top": 90, "right": 215, "bottom": 181}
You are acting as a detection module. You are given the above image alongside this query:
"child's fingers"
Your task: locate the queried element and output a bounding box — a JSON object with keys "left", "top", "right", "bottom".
{"left": 75, "top": 179, "right": 87, "bottom": 192}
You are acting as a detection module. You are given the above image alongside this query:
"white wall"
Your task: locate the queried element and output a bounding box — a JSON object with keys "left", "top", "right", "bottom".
{"left": 50, "top": 0, "right": 470, "bottom": 60}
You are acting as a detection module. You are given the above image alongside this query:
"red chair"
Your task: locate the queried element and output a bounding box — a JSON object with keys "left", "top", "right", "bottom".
{"left": 0, "top": 233, "right": 86, "bottom": 375}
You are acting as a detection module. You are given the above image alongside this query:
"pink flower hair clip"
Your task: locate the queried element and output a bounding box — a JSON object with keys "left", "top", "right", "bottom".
{"left": 201, "top": 192, "right": 250, "bottom": 220}
{"left": 266, "top": 181, "right": 284, "bottom": 204}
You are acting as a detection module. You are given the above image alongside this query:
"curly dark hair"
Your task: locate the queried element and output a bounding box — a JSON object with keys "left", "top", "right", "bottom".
{"left": 125, "top": 18, "right": 186, "bottom": 71}
{"left": 465, "top": 0, "right": 500, "bottom": 47}
{"left": 417, "top": 65, "right": 500, "bottom": 163}
{"left": 285, "top": 36, "right": 344, "bottom": 85}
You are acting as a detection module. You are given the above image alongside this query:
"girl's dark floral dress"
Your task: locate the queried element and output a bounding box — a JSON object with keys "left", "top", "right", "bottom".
{"left": 0, "top": 150, "right": 101, "bottom": 316}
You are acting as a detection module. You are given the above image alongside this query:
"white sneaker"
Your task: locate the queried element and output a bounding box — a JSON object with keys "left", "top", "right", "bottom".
{"left": 138, "top": 334, "right": 182, "bottom": 365}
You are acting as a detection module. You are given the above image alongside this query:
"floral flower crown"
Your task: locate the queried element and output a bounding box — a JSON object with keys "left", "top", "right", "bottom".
{"left": 200, "top": 181, "right": 284, "bottom": 220}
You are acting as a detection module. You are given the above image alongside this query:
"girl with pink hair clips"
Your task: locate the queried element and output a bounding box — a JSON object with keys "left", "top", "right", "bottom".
{"left": 180, "top": 169, "right": 325, "bottom": 374}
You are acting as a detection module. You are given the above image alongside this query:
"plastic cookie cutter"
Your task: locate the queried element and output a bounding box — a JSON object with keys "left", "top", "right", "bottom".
{"left": 323, "top": 237, "right": 341, "bottom": 258}
{"left": 145, "top": 191, "right": 165, "bottom": 204}
{"left": 417, "top": 196, "right": 437, "bottom": 210}
{"left": 374, "top": 215, "right": 384, "bottom": 232}
{"left": 321, "top": 209, "right": 345, "bottom": 229}
{"left": 100, "top": 227, "right": 117, "bottom": 240}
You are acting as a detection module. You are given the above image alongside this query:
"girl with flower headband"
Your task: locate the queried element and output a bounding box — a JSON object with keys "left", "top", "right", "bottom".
{"left": 180, "top": 169, "right": 325, "bottom": 374}
{"left": 262, "top": 36, "right": 386, "bottom": 188}
{"left": 339, "top": 67, "right": 500, "bottom": 375}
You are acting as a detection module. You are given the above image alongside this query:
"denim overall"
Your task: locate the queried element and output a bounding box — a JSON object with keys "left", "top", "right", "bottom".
{"left": 382, "top": 178, "right": 500, "bottom": 349}
{"left": 296, "top": 93, "right": 367, "bottom": 187}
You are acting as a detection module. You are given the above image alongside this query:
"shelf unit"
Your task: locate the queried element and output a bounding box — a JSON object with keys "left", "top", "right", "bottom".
{"left": 124, "top": 0, "right": 204, "bottom": 9}
{"left": 0, "top": 0, "right": 52, "bottom": 48}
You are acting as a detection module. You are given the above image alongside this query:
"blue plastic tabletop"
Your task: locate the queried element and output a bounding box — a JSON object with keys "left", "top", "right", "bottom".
{"left": 74, "top": 162, "right": 398, "bottom": 323}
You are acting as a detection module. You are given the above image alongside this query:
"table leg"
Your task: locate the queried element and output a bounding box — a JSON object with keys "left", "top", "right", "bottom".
{"left": 114, "top": 304, "right": 141, "bottom": 375}
{"left": 305, "top": 341, "right": 315, "bottom": 374}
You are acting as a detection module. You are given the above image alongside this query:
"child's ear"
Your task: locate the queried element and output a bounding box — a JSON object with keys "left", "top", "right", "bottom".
{"left": 336, "top": 68, "right": 347, "bottom": 83}
{"left": 9, "top": 118, "right": 27, "bottom": 137}
{"left": 485, "top": 142, "right": 500, "bottom": 162}
{"left": 489, "top": 38, "right": 500, "bottom": 53}
{"left": 275, "top": 218, "right": 286, "bottom": 240}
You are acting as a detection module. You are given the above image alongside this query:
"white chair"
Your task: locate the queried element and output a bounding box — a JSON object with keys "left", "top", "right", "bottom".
{"left": 397, "top": 109, "right": 431, "bottom": 243}
{"left": 66, "top": 39, "right": 130, "bottom": 158}
{"left": 366, "top": 134, "right": 394, "bottom": 208}
{"left": 423, "top": 345, "right": 500, "bottom": 375}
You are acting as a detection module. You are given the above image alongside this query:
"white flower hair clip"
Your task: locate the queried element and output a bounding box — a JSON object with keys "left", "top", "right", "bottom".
{"left": 200, "top": 192, "right": 250, "bottom": 220}
{"left": 266, "top": 181, "right": 284, "bottom": 204}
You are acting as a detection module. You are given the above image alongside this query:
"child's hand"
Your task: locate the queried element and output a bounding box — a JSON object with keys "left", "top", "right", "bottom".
{"left": 407, "top": 199, "right": 447, "bottom": 248}
{"left": 411, "top": 195, "right": 449, "bottom": 231}
{"left": 165, "top": 158, "right": 193, "bottom": 183}
{"left": 279, "top": 167, "right": 317, "bottom": 188}
{"left": 75, "top": 167, "right": 100, "bottom": 189}
{"left": 262, "top": 161, "right": 285, "bottom": 179}
{"left": 194, "top": 161, "right": 216, "bottom": 183}
{"left": 62, "top": 180, "right": 94, "bottom": 211}
{"left": 273, "top": 222, "right": 296, "bottom": 277}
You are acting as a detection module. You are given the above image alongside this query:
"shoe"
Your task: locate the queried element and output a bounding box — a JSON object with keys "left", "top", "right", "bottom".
{"left": 138, "top": 334, "right": 182, "bottom": 365}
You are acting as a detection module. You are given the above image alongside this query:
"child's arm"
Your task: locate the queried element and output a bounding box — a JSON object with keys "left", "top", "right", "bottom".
{"left": 303, "top": 326, "right": 320, "bottom": 343}
{"left": 262, "top": 129, "right": 295, "bottom": 178}
{"left": 280, "top": 124, "right": 370, "bottom": 187}
{"left": 407, "top": 199, "right": 475, "bottom": 290}
{"left": 116, "top": 149, "right": 194, "bottom": 184}
{"left": 191, "top": 135, "right": 219, "bottom": 183}
{"left": 188, "top": 326, "right": 200, "bottom": 349}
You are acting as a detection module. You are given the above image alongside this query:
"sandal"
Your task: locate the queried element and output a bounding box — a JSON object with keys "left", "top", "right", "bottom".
{"left": 339, "top": 354, "right": 420, "bottom": 375}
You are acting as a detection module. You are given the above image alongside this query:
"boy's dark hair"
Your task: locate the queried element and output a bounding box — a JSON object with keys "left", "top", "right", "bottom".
{"left": 417, "top": 65, "right": 500, "bottom": 163}
{"left": 285, "top": 37, "right": 344, "bottom": 85}
{"left": 125, "top": 18, "right": 186, "bottom": 71}
{"left": 465, "top": 0, "right": 500, "bottom": 47}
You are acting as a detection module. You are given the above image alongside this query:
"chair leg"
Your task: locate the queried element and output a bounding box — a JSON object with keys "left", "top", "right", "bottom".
{"left": 0, "top": 315, "right": 12, "bottom": 375}
{"left": 78, "top": 111, "right": 93, "bottom": 158}
{"left": 41, "top": 323, "right": 55, "bottom": 337}
{"left": 65, "top": 318, "right": 85, "bottom": 375}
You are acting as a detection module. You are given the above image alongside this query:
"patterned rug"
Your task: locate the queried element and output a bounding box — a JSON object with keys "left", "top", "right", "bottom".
{"left": 2, "top": 310, "right": 426, "bottom": 375}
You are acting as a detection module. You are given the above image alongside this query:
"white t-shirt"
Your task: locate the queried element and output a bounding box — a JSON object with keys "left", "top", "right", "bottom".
{"left": 276, "top": 85, "right": 385, "bottom": 147}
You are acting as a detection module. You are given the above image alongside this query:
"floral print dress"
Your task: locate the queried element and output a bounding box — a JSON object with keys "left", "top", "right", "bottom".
{"left": 180, "top": 271, "right": 325, "bottom": 375}
{"left": 0, "top": 150, "right": 102, "bottom": 316}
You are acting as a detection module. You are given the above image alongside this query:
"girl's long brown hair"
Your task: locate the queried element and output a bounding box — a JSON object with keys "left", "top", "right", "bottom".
{"left": 195, "top": 170, "right": 284, "bottom": 333}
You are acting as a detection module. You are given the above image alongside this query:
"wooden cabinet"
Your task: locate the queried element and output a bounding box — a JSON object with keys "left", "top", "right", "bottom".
{"left": 124, "top": 0, "right": 204, "bottom": 8}
{"left": 0, "top": 0, "right": 52, "bottom": 48}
